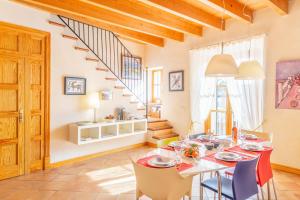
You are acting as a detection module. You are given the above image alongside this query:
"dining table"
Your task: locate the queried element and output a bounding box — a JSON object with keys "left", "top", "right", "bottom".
{"left": 136, "top": 135, "right": 272, "bottom": 200}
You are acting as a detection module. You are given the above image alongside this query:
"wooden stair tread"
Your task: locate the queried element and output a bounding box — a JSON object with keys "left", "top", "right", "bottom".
{"left": 137, "top": 108, "right": 146, "bottom": 110}
{"left": 62, "top": 34, "right": 78, "bottom": 40}
{"left": 148, "top": 119, "right": 168, "bottom": 124}
{"left": 115, "top": 86, "right": 125, "bottom": 89}
{"left": 74, "top": 46, "right": 89, "bottom": 52}
{"left": 96, "top": 67, "right": 109, "bottom": 72}
{"left": 105, "top": 77, "right": 117, "bottom": 81}
{"left": 48, "top": 20, "right": 65, "bottom": 27}
{"left": 86, "top": 57, "right": 99, "bottom": 62}
{"left": 152, "top": 133, "right": 179, "bottom": 140}
{"left": 148, "top": 125, "right": 173, "bottom": 131}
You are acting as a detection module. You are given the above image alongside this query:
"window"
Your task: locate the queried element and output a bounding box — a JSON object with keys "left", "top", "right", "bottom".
{"left": 152, "top": 70, "right": 162, "bottom": 103}
{"left": 205, "top": 79, "right": 233, "bottom": 135}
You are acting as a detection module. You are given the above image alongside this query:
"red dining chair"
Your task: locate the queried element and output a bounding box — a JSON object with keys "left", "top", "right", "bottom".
{"left": 225, "top": 148, "right": 277, "bottom": 200}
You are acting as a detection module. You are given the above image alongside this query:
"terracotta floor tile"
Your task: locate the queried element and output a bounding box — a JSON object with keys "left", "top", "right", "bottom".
{"left": 0, "top": 147, "right": 299, "bottom": 200}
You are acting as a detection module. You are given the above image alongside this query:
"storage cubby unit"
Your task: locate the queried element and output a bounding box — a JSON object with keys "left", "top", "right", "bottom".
{"left": 69, "top": 119, "right": 147, "bottom": 145}
{"left": 119, "top": 122, "right": 133, "bottom": 135}
{"left": 134, "top": 121, "right": 147, "bottom": 133}
{"left": 80, "top": 127, "right": 99, "bottom": 142}
{"left": 101, "top": 124, "right": 118, "bottom": 139}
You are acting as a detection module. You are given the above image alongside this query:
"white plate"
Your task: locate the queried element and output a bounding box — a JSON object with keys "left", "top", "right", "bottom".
{"left": 244, "top": 134, "right": 258, "bottom": 140}
{"left": 147, "top": 156, "right": 176, "bottom": 168}
{"left": 215, "top": 152, "right": 241, "bottom": 162}
{"left": 168, "top": 141, "right": 185, "bottom": 148}
{"left": 240, "top": 143, "right": 264, "bottom": 151}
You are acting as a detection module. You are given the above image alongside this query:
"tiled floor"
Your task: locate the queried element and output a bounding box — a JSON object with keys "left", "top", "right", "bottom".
{"left": 0, "top": 146, "right": 300, "bottom": 200}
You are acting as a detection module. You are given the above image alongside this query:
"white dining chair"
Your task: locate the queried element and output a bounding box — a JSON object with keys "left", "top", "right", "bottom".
{"left": 132, "top": 160, "right": 193, "bottom": 200}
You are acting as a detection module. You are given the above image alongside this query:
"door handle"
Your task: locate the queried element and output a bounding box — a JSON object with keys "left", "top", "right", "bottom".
{"left": 19, "top": 109, "right": 24, "bottom": 123}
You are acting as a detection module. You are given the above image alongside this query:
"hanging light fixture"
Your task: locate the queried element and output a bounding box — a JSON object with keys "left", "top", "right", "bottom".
{"left": 235, "top": 1, "right": 265, "bottom": 80}
{"left": 205, "top": 52, "right": 238, "bottom": 77}
{"left": 205, "top": 0, "right": 238, "bottom": 77}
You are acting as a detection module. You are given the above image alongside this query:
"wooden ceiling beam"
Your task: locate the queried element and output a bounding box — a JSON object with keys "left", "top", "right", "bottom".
{"left": 82, "top": 0, "right": 203, "bottom": 37}
{"left": 13, "top": 0, "right": 164, "bottom": 47}
{"left": 13, "top": 0, "right": 184, "bottom": 41}
{"left": 265, "top": 0, "right": 288, "bottom": 15}
{"left": 141, "top": 0, "right": 224, "bottom": 30}
{"left": 199, "top": 0, "right": 253, "bottom": 23}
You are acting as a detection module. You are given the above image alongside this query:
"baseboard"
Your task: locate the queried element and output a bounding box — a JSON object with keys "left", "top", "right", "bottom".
{"left": 49, "top": 142, "right": 147, "bottom": 169}
{"left": 271, "top": 163, "right": 300, "bottom": 175}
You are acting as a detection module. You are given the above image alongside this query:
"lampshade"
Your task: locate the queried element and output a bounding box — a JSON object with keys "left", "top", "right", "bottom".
{"left": 205, "top": 54, "right": 238, "bottom": 77}
{"left": 235, "top": 60, "right": 265, "bottom": 80}
{"left": 89, "top": 92, "right": 100, "bottom": 109}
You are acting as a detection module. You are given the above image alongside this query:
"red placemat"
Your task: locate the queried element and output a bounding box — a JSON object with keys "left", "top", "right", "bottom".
{"left": 226, "top": 145, "right": 272, "bottom": 156}
{"left": 160, "top": 146, "right": 175, "bottom": 151}
{"left": 203, "top": 153, "right": 237, "bottom": 167}
{"left": 203, "top": 152, "right": 256, "bottom": 167}
{"left": 136, "top": 155, "right": 193, "bottom": 172}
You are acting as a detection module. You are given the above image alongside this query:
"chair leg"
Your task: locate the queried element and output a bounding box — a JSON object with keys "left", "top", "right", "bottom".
{"left": 260, "top": 186, "right": 265, "bottom": 200}
{"left": 257, "top": 193, "right": 260, "bottom": 200}
{"left": 271, "top": 178, "right": 278, "bottom": 200}
{"left": 136, "top": 188, "right": 142, "bottom": 200}
{"left": 200, "top": 174, "right": 204, "bottom": 200}
{"left": 267, "top": 181, "right": 271, "bottom": 200}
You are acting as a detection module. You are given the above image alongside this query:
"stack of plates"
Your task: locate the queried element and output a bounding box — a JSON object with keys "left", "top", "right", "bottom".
{"left": 147, "top": 156, "right": 176, "bottom": 168}
{"left": 244, "top": 134, "right": 258, "bottom": 140}
{"left": 215, "top": 152, "right": 241, "bottom": 162}
{"left": 240, "top": 143, "right": 264, "bottom": 151}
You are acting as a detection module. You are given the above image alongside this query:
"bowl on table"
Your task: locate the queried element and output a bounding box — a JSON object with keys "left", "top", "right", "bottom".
{"left": 240, "top": 143, "right": 264, "bottom": 151}
{"left": 215, "top": 152, "right": 241, "bottom": 162}
{"left": 147, "top": 156, "right": 176, "bottom": 168}
{"left": 204, "top": 143, "right": 214, "bottom": 150}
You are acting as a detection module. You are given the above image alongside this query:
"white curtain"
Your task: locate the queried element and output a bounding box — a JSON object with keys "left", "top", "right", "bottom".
{"left": 189, "top": 35, "right": 265, "bottom": 132}
{"left": 189, "top": 45, "right": 220, "bottom": 132}
{"left": 224, "top": 36, "right": 265, "bottom": 130}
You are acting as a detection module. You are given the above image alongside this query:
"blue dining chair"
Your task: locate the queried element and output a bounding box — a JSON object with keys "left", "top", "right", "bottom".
{"left": 201, "top": 157, "right": 259, "bottom": 200}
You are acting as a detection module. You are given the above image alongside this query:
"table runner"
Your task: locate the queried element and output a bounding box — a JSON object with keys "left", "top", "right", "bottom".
{"left": 137, "top": 155, "right": 193, "bottom": 172}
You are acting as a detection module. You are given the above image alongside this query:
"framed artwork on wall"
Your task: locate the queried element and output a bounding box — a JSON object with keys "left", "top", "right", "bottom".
{"left": 64, "top": 76, "right": 86, "bottom": 95}
{"left": 121, "top": 55, "right": 142, "bottom": 80}
{"left": 275, "top": 60, "right": 300, "bottom": 109}
{"left": 169, "top": 70, "right": 184, "bottom": 91}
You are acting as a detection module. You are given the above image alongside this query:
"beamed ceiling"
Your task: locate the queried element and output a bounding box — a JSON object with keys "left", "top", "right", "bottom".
{"left": 12, "top": 0, "right": 289, "bottom": 47}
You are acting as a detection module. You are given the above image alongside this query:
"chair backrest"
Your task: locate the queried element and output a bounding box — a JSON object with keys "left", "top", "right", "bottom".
{"left": 257, "top": 148, "right": 273, "bottom": 186}
{"left": 241, "top": 129, "right": 273, "bottom": 143}
{"left": 232, "top": 157, "right": 259, "bottom": 200}
{"left": 132, "top": 160, "right": 184, "bottom": 200}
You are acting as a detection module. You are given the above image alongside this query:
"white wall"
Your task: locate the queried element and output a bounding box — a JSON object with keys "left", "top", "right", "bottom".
{"left": 145, "top": 0, "right": 300, "bottom": 168}
{"left": 0, "top": 0, "right": 146, "bottom": 163}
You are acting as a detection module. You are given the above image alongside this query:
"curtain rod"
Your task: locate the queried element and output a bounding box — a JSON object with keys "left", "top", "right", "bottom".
{"left": 189, "top": 33, "right": 267, "bottom": 51}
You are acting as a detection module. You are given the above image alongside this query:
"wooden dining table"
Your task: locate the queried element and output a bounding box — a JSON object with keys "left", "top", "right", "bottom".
{"left": 137, "top": 136, "right": 272, "bottom": 200}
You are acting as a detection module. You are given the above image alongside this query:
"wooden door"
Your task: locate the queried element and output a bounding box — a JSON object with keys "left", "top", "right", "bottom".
{"left": 0, "top": 22, "right": 49, "bottom": 179}
{"left": 0, "top": 29, "right": 26, "bottom": 180}
{"left": 25, "top": 34, "right": 46, "bottom": 172}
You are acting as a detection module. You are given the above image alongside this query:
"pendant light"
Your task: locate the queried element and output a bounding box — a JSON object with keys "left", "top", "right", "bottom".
{"left": 235, "top": 1, "right": 265, "bottom": 80}
{"left": 205, "top": 0, "right": 238, "bottom": 77}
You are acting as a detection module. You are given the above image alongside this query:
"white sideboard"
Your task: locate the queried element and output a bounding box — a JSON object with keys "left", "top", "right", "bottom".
{"left": 69, "top": 119, "right": 147, "bottom": 145}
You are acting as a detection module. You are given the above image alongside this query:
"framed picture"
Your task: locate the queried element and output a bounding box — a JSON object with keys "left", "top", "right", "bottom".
{"left": 169, "top": 70, "right": 184, "bottom": 91}
{"left": 275, "top": 60, "right": 300, "bottom": 109}
{"left": 100, "top": 90, "right": 113, "bottom": 100}
{"left": 121, "top": 55, "right": 142, "bottom": 80}
{"left": 64, "top": 76, "right": 86, "bottom": 95}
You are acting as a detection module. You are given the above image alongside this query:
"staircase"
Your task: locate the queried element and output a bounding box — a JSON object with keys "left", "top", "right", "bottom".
{"left": 48, "top": 15, "right": 148, "bottom": 114}
{"left": 147, "top": 119, "right": 179, "bottom": 147}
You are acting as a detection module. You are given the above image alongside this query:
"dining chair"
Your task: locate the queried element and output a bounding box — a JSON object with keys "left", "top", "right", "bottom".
{"left": 132, "top": 160, "right": 193, "bottom": 200}
{"left": 201, "top": 158, "right": 259, "bottom": 200}
{"left": 225, "top": 149, "right": 277, "bottom": 200}
{"left": 240, "top": 129, "right": 273, "bottom": 143}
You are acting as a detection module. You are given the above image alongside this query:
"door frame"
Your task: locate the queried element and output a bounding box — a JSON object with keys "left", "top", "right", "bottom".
{"left": 0, "top": 21, "right": 51, "bottom": 170}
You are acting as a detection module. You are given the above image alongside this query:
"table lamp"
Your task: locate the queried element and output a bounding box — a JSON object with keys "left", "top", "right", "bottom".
{"left": 89, "top": 92, "right": 100, "bottom": 123}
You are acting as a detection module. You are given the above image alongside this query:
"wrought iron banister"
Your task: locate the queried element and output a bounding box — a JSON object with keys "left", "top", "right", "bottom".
{"left": 58, "top": 16, "right": 148, "bottom": 116}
